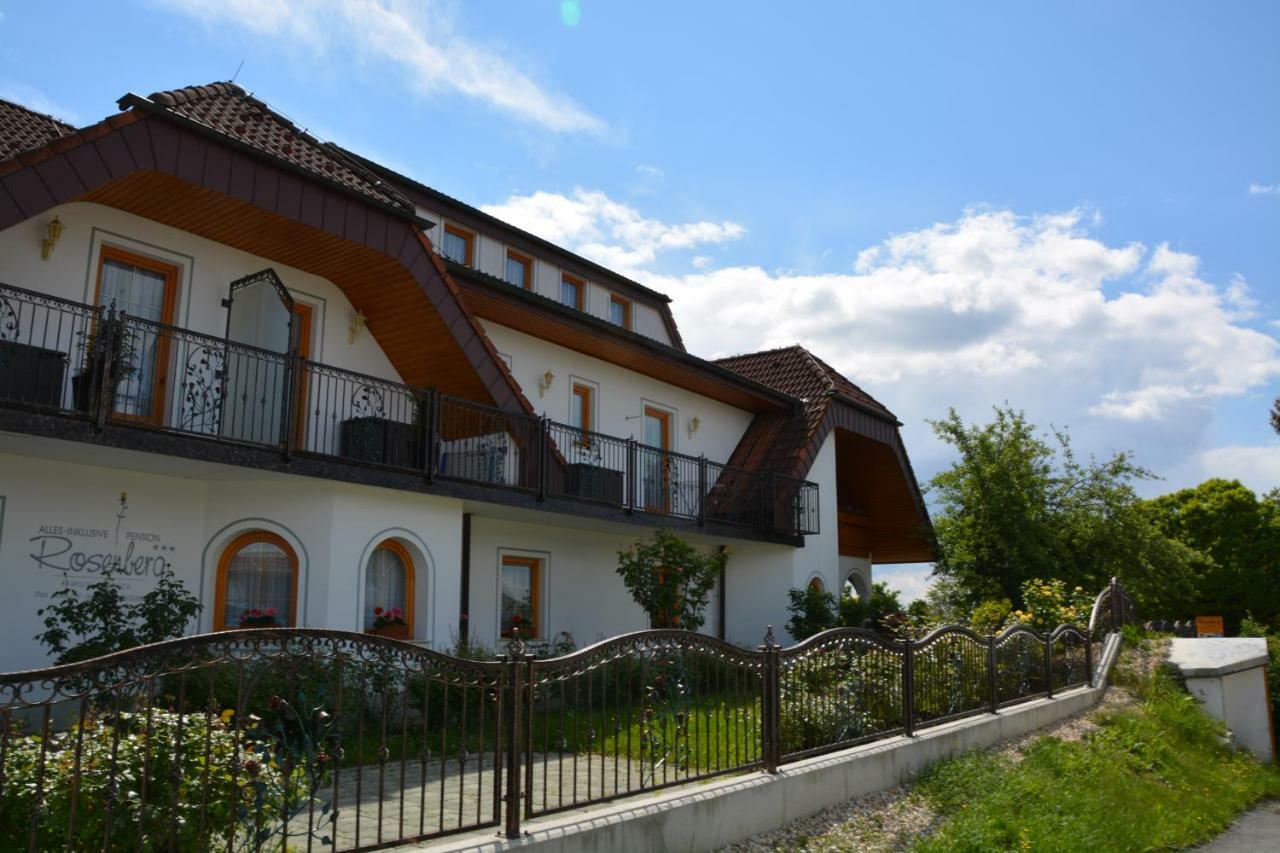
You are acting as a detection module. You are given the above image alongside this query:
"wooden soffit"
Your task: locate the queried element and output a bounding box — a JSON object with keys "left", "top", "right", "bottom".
{"left": 835, "top": 428, "right": 934, "bottom": 564}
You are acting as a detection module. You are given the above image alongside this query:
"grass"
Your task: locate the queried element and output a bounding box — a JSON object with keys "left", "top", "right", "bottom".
{"left": 910, "top": 636, "right": 1280, "bottom": 852}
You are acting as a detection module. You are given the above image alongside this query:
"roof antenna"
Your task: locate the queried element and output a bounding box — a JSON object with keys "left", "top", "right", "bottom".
{"left": 230, "top": 59, "right": 246, "bottom": 84}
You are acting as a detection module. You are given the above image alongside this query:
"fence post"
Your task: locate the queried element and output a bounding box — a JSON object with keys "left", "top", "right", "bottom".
{"left": 697, "top": 455, "right": 707, "bottom": 527}
{"left": 902, "top": 639, "right": 915, "bottom": 737}
{"left": 93, "top": 305, "right": 117, "bottom": 430}
{"left": 1109, "top": 577, "right": 1120, "bottom": 632}
{"left": 987, "top": 635, "right": 998, "bottom": 714}
{"left": 502, "top": 648, "right": 524, "bottom": 839}
{"left": 536, "top": 416, "right": 548, "bottom": 501}
{"left": 625, "top": 438, "right": 636, "bottom": 514}
{"left": 759, "top": 626, "right": 780, "bottom": 773}
{"left": 1044, "top": 635, "right": 1054, "bottom": 699}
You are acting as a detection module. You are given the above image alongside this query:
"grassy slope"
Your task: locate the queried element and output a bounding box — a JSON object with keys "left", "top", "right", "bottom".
{"left": 911, "top": 636, "right": 1280, "bottom": 852}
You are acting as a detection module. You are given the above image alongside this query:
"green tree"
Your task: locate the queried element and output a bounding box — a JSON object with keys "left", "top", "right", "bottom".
{"left": 926, "top": 405, "right": 1198, "bottom": 614}
{"left": 615, "top": 530, "right": 726, "bottom": 631}
{"left": 837, "top": 582, "right": 905, "bottom": 630}
{"left": 1143, "top": 479, "right": 1280, "bottom": 629}
{"left": 785, "top": 585, "right": 837, "bottom": 640}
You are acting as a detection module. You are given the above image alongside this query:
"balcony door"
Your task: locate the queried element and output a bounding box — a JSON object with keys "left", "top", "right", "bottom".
{"left": 94, "top": 247, "right": 179, "bottom": 424}
{"left": 641, "top": 406, "right": 671, "bottom": 512}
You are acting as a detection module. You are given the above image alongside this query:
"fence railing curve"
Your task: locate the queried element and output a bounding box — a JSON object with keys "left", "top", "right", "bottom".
{"left": 0, "top": 581, "right": 1134, "bottom": 848}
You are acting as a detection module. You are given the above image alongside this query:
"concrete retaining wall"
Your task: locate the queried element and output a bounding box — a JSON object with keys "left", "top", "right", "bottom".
{"left": 418, "top": 635, "right": 1120, "bottom": 853}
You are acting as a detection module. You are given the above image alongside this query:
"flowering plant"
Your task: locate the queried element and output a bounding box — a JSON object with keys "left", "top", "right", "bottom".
{"left": 1006, "top": 578, "right": 1092, "bottom": 631}
{"left": 372, "top": 606, "right": 407, "bottom": 630}
{"left": 239, "top": 607, "right": 279, "bottom": 627}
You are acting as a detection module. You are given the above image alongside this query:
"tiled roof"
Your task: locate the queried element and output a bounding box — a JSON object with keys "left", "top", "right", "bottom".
{"left": 715, "top": 345, "right": 895, "bottom": 420}
{"left": 0, "top": 97, "right": 77, "bottom": 162}
{"left": 716, "top": 345, "right": 897, "bottom": 478}
{"left": 130, "top": 83, "right": 411, "bottom": 212}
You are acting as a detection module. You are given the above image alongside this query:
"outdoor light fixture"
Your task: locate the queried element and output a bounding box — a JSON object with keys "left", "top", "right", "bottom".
{"left": 40, "top": 216, "right": 64, "bottom": 261}
{"left": 538, "top": 369, "right": 555, "bottom": 397}
{"left": 348, "top": 309, "right": 366, "bottom": 344}
{"left": 687, "top": 416, "right": 701, "bottom": 438}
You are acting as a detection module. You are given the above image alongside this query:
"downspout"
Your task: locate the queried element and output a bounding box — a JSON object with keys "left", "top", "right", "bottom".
{"left": 459, "top": 513, "right": 472, "bottom": 646}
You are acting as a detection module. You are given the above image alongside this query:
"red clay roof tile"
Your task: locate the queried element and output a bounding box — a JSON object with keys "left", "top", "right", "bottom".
{"left": 0, "top": 98, "right": 77, "bottom": 162}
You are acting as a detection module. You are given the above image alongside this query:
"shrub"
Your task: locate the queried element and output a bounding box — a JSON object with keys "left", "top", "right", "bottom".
{"left": 970, "top": 598, "right": 1013, "bottom": 634}
{"left": 1006, "top": 577, "right": 1091, "bottom": 631}
{"left": 785, "top": 585, "right": 836, "bottom": 640}
{"left": 615, "top": 530, "right": 726, "bottom": 631}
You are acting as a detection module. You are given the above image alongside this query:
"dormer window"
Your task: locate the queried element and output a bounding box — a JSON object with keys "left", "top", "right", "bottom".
{"left": 442, "top": 224, "right": 474, "bottom": 266}
{"left": 609, "top": 294, "right": 631, "bottom": 329}
{"left": 560, "top": 273, "right": 585, "bottom": 310}
{"left": 506, "top": 250, "right": 532, "bottom": 290}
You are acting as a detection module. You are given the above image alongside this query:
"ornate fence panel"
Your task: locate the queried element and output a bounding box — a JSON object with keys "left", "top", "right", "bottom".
{"left": 1049, "top": 626, "right": 1091, "bottom": 693}
{"left": 993, "top": 626, "right": 1050, "bottom": 708}
{"left": 910, "top": 626, "right": 993, "bottom": 728}
{"left": 776, "top": 628, "right": 905, "bottom": 762}
{"left": 0, "top": 631, "right": 505, "bottom": 852}
{"left": 297, "top": 360, "right": 428, "bottom": 470}
{"left": 521, "top": 631, "right": 764, "bottom": 819}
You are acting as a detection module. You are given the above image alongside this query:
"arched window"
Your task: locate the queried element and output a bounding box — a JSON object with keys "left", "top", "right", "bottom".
{"left": 807, "top": 576, "right": 826, "bottom": 594}
{"left": 364, "top": 540, "right": 414, "bottom": 637}
{"left": 215, "top": 531, "right": 298, "bottom": 629}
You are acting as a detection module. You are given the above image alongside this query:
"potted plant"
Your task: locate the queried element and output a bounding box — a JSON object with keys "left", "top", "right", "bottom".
{"left": 239, "top": 607, "right": 279, "bottom": 628}
{"left": 366, "top": 606, "right": 409, "bottom": 639}
{"left": 72, "top": 314, "right": 138, "bottom": 414}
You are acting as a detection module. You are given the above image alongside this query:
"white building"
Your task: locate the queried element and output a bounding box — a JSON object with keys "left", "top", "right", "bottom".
{"left": 0, "top": 83, "right": 932, "bottom": 672}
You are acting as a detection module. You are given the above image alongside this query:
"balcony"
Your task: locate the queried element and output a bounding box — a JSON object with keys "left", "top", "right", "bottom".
{"left": 0, "top": 282, "right": 819, "bottom": 539}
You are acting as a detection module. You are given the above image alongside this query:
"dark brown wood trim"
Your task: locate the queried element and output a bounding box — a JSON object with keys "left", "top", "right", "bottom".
{"left": 460, "top": 512, "right": 472, "bottom": 645}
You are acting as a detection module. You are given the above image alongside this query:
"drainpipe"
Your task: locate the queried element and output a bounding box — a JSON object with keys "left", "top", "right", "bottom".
{"left": 459, "top": 513, "right": 472, "bottom": 645}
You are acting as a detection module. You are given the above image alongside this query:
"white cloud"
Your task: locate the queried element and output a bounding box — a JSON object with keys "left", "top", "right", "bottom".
{"left": 875, "top": 564, "right": 936, "bottom": 604}
{"left": 153, "top": 0, "right": 603, "bottom": 134}
{"left": 1249, "top": 183, "right": 1279, "bottom": 196}
{"left": 1200, "top": 445, "right": 1280, "bottom": 496}
{"left": 482, "top": 188, "right": 744, "bottom": 272}
{"left": 484, "top": 192, "right": 1280, "bottom": 491}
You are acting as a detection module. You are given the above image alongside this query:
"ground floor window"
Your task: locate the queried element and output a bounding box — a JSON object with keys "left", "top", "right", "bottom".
{"left": 808, "top": 575, "right": 826, "bottom": 594}
{"left": 215, "top": 531, "right": 297, "bottom": 629}
{"left": 364, "top": 540, "right": 414, "bottom": 635}
{"left": 500, "top": 554, "right": 541, "bottom": 639}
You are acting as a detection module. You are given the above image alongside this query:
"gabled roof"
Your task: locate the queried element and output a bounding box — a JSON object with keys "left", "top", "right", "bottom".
{"left": 0, "top": 97, "right": 77, "bottom": 161}
{"left": 716, "top": 344, "right": 897, "bottom": 421}
{"left": 118, "top": 83, "right": 413, "bottom": 213}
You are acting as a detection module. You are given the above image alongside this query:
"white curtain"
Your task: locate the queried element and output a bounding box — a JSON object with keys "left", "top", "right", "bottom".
{"left": 363, "top": 546, "right": 408, "bottom": 629}
{"left": 223, "top": 540, "right": 293, "bottom": 625}
{"left": 99, "top": 258, "right": 167, "bottom": 418}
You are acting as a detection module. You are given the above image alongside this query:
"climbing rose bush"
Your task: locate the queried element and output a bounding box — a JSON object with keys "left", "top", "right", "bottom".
{"left": 1007, "top": 577, "right": 1092, "bottom": 631}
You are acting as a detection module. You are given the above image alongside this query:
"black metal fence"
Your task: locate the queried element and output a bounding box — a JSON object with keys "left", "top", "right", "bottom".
{"left": 0, "top": 580, "right": 1130, "bottom": 850}
{"left": 0, "top": 282, "right": 819, "bottom": 538}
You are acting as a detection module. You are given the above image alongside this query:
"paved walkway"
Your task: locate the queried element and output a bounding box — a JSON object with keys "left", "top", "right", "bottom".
{"left": 1197, "top": 801, "right": 1280, "bottom": 851}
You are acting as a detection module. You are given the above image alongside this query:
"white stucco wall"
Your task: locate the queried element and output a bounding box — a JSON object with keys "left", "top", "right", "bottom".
{"left": 478, "top": 322, "right": 752, "bottom": 465}
{"left": 415, "top": 206, "right": 673, "bottom": 346}
{"left": 0, "top": 201, "right": 402, "bottom": 381}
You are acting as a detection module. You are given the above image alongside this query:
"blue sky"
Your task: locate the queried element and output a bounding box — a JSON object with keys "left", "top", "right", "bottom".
{"left": 2, "top": 1, "right": 1277, "bottom": 600}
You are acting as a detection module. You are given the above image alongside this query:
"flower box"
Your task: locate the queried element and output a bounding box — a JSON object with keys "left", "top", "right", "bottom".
{"left": 364, "top": 624, "right": 411, "bottom": 640}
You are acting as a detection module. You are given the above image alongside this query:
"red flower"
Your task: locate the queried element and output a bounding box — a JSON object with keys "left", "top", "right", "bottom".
{"left": 374, "top": 607, "right": 384, "bottom": 616}
{"left": 511, "top": 614, "right": 522, "bottom": 625}
{"left": 265, "top": 607, "right": 277, "bottom": 616}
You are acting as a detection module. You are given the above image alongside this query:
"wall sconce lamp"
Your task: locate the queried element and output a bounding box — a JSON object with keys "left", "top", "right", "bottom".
{"left": 40, "top": 216, "right": 64, "bottom": 261}
{"left": 348, "top": 309, "right": 366, "bottom": 345}
{"left": 687, "top": 416, "right": 701, "bottom": 438}
{"left": 538, "top": 370, "right": 555, "bottom": 397}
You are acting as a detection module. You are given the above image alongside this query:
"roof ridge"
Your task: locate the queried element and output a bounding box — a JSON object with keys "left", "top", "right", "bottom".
{"left": 0, "top": 96, "right": 78, "bottom": 133}
{"left": 146, "top": 81, "right": 245, "bottom": 108}
{"left": 713, "top": 343, "right": 808, "bottom": 364}
{"left": 795, "top": 346, "right": 838, "bottom": 395}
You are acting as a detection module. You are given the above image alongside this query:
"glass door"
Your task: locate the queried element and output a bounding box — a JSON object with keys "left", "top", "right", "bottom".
{"left": 641, "top": 406, "right": 671, "bottom": 512}
{"left": 94, "top": 247, "right": 178, "bottom": 423}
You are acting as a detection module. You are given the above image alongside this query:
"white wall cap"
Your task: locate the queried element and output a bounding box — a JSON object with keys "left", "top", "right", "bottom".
{"left": 1168, "top": 638, "right": 1270, "bottom": 678}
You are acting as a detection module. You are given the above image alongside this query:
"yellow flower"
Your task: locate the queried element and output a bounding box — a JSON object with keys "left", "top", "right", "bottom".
{"left": 220, "top": 709, "right": 235, "bottom": 725}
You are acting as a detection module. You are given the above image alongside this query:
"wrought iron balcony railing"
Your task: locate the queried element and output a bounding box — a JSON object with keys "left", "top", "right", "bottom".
{"left": 0, "top": 282, "right": 819, "bottom": 537}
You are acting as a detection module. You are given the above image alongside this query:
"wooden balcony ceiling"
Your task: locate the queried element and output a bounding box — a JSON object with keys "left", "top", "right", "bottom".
{"left": 836, "top": 429, "right": 932, "bottom": 563}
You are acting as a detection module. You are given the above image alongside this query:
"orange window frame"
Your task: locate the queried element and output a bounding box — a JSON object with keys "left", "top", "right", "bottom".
{"left": 213, "top": 530, "right": 300, "bottom": 630}
{"left": 560, "top": 273, "right": 585, "bottom": 310}
{"left": 571, "top": 383, "right": 593, "bottom": 434}
{"left": 92, "top": 245, "right": 181, "bottom": 425}
{"left": 367, "top": 539, "right": 415, "bottom": 637}
{"left": 506, "top": 250, "right": 533, "bottom": 290}
{"left": 609, "top": 294, "right": 632, "bottom": 329}
{"left": 443, "top": 224, "right": 475, "bottom": 266}
{"left": 500, "top": 555, "right": 541, "bottom": 639}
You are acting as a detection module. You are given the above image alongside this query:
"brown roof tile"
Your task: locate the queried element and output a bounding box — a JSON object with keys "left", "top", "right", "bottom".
{"left": 715, "top": 345, "right": 895, "bottom": 419}
{"left": 128, "top": 82, "right": 411, "bottom": 212}
{"left": 0, "top": 98, "right": 77, "bottom": 162}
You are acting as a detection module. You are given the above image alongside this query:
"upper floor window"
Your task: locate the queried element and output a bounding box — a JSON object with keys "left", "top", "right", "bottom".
{"left": 560, "top": 273, "right": 584, "bottom": 310}
{"left": 505, "top": 250, "right": 532, "bottom": 290}
{"left": 571, "top": 382, "right": 593, "bottom": 433}
{"left": 609, "top": 294, "right": 632, "bottom": 329}
{"left": 442, "top": 225, "right": 474, "bottom": 266}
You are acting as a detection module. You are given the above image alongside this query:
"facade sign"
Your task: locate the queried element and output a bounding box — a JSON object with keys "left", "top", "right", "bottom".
{"left": 1195, "top": 615, "right": 1225, "bottom": 638}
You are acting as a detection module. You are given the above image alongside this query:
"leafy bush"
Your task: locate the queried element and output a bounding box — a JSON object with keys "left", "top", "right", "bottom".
{"left": 838, "top": 582, "right": 905, "bottom": 632}
{"left": 1006, "top": 577, "right": 1091, "bottom": 631}
{"left": 35, "top": 570, "right": 201, "bottom": 664}
{"left": 0, "top": 706, "right": 331, "bottom": 851}
{"left": 785, "top": 585, "right": 837, "bottom": 640}
{"left": 615, "top": 530, "right": 726, "bottom": 631}
{"left": 969, "top": 597, "right": 1013, "bottom": 634}
{"left": 1239, "top": 612, "right": 1269, "bottom": 637}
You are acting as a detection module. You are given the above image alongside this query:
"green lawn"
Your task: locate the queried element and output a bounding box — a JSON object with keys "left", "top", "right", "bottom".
{"left": 911, "top": 636, "right": 1280, "bottom": 852}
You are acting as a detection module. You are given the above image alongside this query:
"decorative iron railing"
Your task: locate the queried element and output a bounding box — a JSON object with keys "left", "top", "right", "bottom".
{"left": 0, "top": 580, "right": 1132, "bottom": 849}
{"left": 0, "top": 282, "right": 819, "bottom": 538}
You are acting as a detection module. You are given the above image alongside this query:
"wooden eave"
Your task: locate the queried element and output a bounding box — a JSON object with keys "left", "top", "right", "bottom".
{"left": 450, "top": 262, "right": 798, "bottom": 415}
